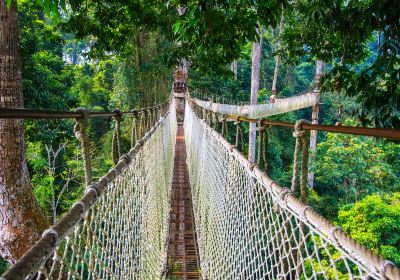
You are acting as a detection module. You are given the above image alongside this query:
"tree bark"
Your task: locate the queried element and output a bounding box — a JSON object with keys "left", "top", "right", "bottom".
{"left": 248, "top": 27, "right": 263, "bottom": 162}
{"left": 271, "top": 15, "right": 284, "bottom": 97}
{"left": 0, "top": 0, "right": 48, "bottom": 265}
{"left": 307, "top": 59, "right": 323, "bottom": 188}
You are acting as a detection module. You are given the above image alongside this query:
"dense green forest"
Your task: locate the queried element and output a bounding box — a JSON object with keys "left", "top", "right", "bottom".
{"left": 0, "top": 0, "right": 399, "bottom": 274}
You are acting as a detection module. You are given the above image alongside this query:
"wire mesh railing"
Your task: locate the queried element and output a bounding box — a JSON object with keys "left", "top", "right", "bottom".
{"left": 184, "top": 100, "right": 400, "bottom": 280}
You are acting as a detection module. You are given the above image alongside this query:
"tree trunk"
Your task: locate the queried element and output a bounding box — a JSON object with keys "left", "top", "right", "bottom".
{"left": 0, "top": 0, "right": 48, "bottom": 265}
{"left": 230, "top": 60, "right": 237, "bottom": 80}
{"left": 307, "top": 59, "right": 323, "bottom": 188}
{"left": 248, "top": 27, "right": 263, "bottom": 162}
{"left": 271, "top": 15, "right": 284, "bottom": 97}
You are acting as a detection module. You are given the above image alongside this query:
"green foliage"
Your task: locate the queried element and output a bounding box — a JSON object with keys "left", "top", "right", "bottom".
{"left": 7, "top": 0, "right": 400, "bottom": 271}
{"left": 338, "top": 193, "right": 400, "bottom": 266}
{"left": 279, "top": 0, "right": 400, "bottom": 127}
{"left": 315, "top": 128, "right": 400, "bottom": 203}
{"left": 0, "top": 257, "right": 8, "bottom": 275}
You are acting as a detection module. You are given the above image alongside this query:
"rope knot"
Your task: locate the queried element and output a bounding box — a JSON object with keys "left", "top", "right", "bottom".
{"left": 74, "top": 108, "right": 89, "bottom": 138}
{"left": 113, "top": 109, "right": 123, "bottom": 122}
{"left": 234, "top": 116, "right": 242, "bottom": 125}
{"left": 112, "top": 110, "right": 123, "bottom": 164}
{"left": 131, "top": 109, "right": 138, "bottom": 117}
{"left": 256, "top": 119, "right": 267, "bottom": 131}
{"left": 291, "top": 119, "right": 310, "bottom": 201}
{"left": 75, "top": 107, "right": 89, "bottom": 121}
{"left": 292, "top": 119, "right": 309, "bottom": 138}
{"left": 74, "top": 107, "right": 92, "bottom": 186}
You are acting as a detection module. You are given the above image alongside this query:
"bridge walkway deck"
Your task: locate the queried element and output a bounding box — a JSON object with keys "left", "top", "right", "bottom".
{"left": 166, "top": 123, "right": 201, "bottom": 279}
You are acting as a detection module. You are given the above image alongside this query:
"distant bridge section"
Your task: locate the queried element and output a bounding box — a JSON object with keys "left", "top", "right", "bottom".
{"left": 193, "top": 92, "right": 318, "bottom": 119}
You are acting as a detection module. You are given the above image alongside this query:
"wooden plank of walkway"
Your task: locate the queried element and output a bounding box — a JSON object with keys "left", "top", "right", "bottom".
{"left": 166, "top": 123, "right": 201, "bottom": 280}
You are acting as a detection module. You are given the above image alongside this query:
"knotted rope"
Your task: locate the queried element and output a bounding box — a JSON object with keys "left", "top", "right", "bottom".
{"left": 140, "top": 108, "right": 147, "bottom": 139}
{"left": 206, "top": 111, "right": 212, "bottom": 125}
{"left": 131, "top": 109, "right": 139, "bottom": 148}
{"left": 221, "top": 114, "right": 229, "bottom": 137}
{"left": 291, "top": 119, "right": 310, "bottom": 202}
{"left": 149, "top": 106, "right": 155, "bottom": 127}
{"left": 156, "top": 105, "right": 161, "bottom": 121}
{"left": 112, "top": 109, "right": 123, "bottom": 165}
{"left": 74, "top": 108, "right": 92, "bottom": 186}
{"left": 234, "top": 117, "right": 244, "bottom": 153}
{"left": 212, "top": 112, "right": 219, "bottom": 131}
{"left": 256, "top": 119, "right": 269, "bottom": 172}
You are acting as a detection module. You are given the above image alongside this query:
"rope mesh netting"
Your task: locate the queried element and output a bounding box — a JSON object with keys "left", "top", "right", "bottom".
{"left": 2, "top": 100, "right": 177, "bottom": 280}
{"left": 193, "top": 92, "right": 318, "bottom": 119}
{"left": 184, "top": 101, "right": 400, "bottom": 280}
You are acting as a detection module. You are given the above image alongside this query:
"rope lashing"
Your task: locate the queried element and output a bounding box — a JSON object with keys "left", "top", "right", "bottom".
{"left": 206, "top": 111, "right": 212, "bottom": 125}
{"left": 234, "top": 117, "right": 244, "bottom": 153}
{"left": 140, "top": 108, "right": 147, "bottom": 139}
{"left": 150, "top": 106, "right": 155, "bottom": 127}
{"left": 291, "top": 119, "right": 310, "bottom": 202}
{"left": 197, "top": 106, "right": 202, "bottom": 118}
{"left": 156, "top": 105, "right": 161, "bottom": 121}
{"left": 131, "top": 109, "right": 139, "bottom": 148}
{"left": 221, "top": 114, "right": 229, "bottom": 137}
{"left": 212, "top": 112, "right": 219, "bottom": 131}
{"left": 112, "top": 109, "right": 123, "bottom": 165}
{"left": 147, "top": 107, "right": 152, "bottom": 128}
{"left": 146, "top": 108, "right": 152, "bottom": 132}
{"left": 74, "top": 108, "right": 92, "bottom": 186}
{"left": 256, "top": 119, "right": 269, "bottom": 171}
{"left": 201, "top": 108, "right": 206, "bottom": 120}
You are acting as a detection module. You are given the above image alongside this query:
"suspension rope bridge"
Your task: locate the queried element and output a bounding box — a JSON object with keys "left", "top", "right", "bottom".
{"left": 192, "top": 91, "right": 318, "bottom": 119}
{"left": 0, "top": 93, "right": 400, "bottom": 280}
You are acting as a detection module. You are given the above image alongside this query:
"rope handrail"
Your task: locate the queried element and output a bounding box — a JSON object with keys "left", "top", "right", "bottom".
{"left": 189, "top": 97, "right": 400, "bottom": 140}
{"left": 0, "top": 100, "right": 169, "bottom": 119}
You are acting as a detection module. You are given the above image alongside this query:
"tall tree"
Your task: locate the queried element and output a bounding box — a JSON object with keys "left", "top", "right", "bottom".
{"left": 0, "top": 0, "right": 47, "bottom": 264}
{"left": 308, "top": 59, "right": 323, "bottom": 188}
{"left": 230, "top": 61, "right": 237, "bottom": 80}
{"left": 248, "top": 27, "right": 263, "bottom": 162}
{"left": 271, "top": 14, "right": 284, "bottom": 100}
